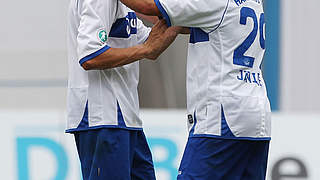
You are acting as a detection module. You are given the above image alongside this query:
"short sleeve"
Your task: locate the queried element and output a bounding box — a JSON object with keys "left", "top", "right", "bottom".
{"left": 77, "top": 0, "right": 117, "bottom": 65}
{"left": 136, "top": 18, "right": 151, "bottom": 44}
{"left": 154, "top": 0, "right": 229, "bottom": 32}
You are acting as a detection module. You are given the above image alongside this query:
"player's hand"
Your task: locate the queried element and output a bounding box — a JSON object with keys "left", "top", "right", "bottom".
{"left": 143, "top": 20, "right": 179, "bottom": 60}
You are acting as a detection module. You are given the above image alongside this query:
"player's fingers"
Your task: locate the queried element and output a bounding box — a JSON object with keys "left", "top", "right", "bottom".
{"left": 151, "top": 20, "right": 160, "bottom": 31}
{"left": 154, "top": 19, "right": 165, "bottom": 27}
{"left": 151, "top": 21, "right": 166, "bottom": 35}
{"left": 159, "top": 19, "right": 166, "bottom": 25}
{"left": 159, "top": 19, "right": 167, "bottom": 28}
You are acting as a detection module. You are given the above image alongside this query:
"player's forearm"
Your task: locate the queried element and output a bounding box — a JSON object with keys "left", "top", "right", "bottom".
{"left": 81, "top": 45, "right": 150, "bottom": 70}
{"left": 120, "top": 0, "right": 161, "bottom": 16}
{"left": 82, "top": 20, "right": 179, "bottom": 71}
{"left": 136, "top": 12, "right": 159, "bottom": 24}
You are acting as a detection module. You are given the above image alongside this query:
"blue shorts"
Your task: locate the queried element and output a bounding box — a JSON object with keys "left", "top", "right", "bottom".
{"left": 177, "top": 137, "right": 270, "bottom": 180}
{"left": 74, "top": 128, "right": 156, "bottom": 180}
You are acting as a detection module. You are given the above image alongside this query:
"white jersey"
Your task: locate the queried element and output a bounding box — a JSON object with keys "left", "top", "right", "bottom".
{"left": 155, "top": 0, "right": 271, "bottom": 140}
{"left": 66, "top": 0, "right": 150, "bottom": 132}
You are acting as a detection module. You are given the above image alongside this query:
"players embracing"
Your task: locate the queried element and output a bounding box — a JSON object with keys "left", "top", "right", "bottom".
{"left": 119, "top": 0, "right": 271, "bottom": 179}
{"left": 66, "top": 0, "right": 183, "bottom": 179}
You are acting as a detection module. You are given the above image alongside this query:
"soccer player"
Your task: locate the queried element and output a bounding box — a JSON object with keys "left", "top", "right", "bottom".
{"left": 119, "top": 0, "right": 271, "bottom": 179}
{"left": 66, "top": 0, "right": 182, "bottom": 179}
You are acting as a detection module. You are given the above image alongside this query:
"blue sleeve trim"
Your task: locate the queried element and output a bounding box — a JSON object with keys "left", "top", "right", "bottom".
{"left": 154, "top": 0, "right": 172, "bottom": 27}
{"left": 79, "top": 45, "right": 111, "bottom": 65}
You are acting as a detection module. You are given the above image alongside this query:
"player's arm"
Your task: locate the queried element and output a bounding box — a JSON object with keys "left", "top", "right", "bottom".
{"left": 81, "top": 45, "right": 149, "bottom": 70}
{"left": 81, "top": 20, "right": 181, "bottom": 70}
{"left": 136, "top": 12, "right": 190, "bottom": 34}
{"left": 136, "top": 12, "right": 159, "bottom": 24}
{"left": 77, "top": 0, "right": 178, "bottom": 70}
{"left": 121, "top": 0, "right": 190, "bottom": 34}
{"left": 120, "top": 0, "right": 161, "bottom": 16}
{"left": 120, "top": 0, "right": 228, "bottom": 32}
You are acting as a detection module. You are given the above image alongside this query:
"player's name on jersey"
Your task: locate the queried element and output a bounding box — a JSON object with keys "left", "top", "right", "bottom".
{"left": 234, "top": 0, "right": 261, "bottom": 6}
{"left": 237, "top": 70, "right": 263, "bottom": 87}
